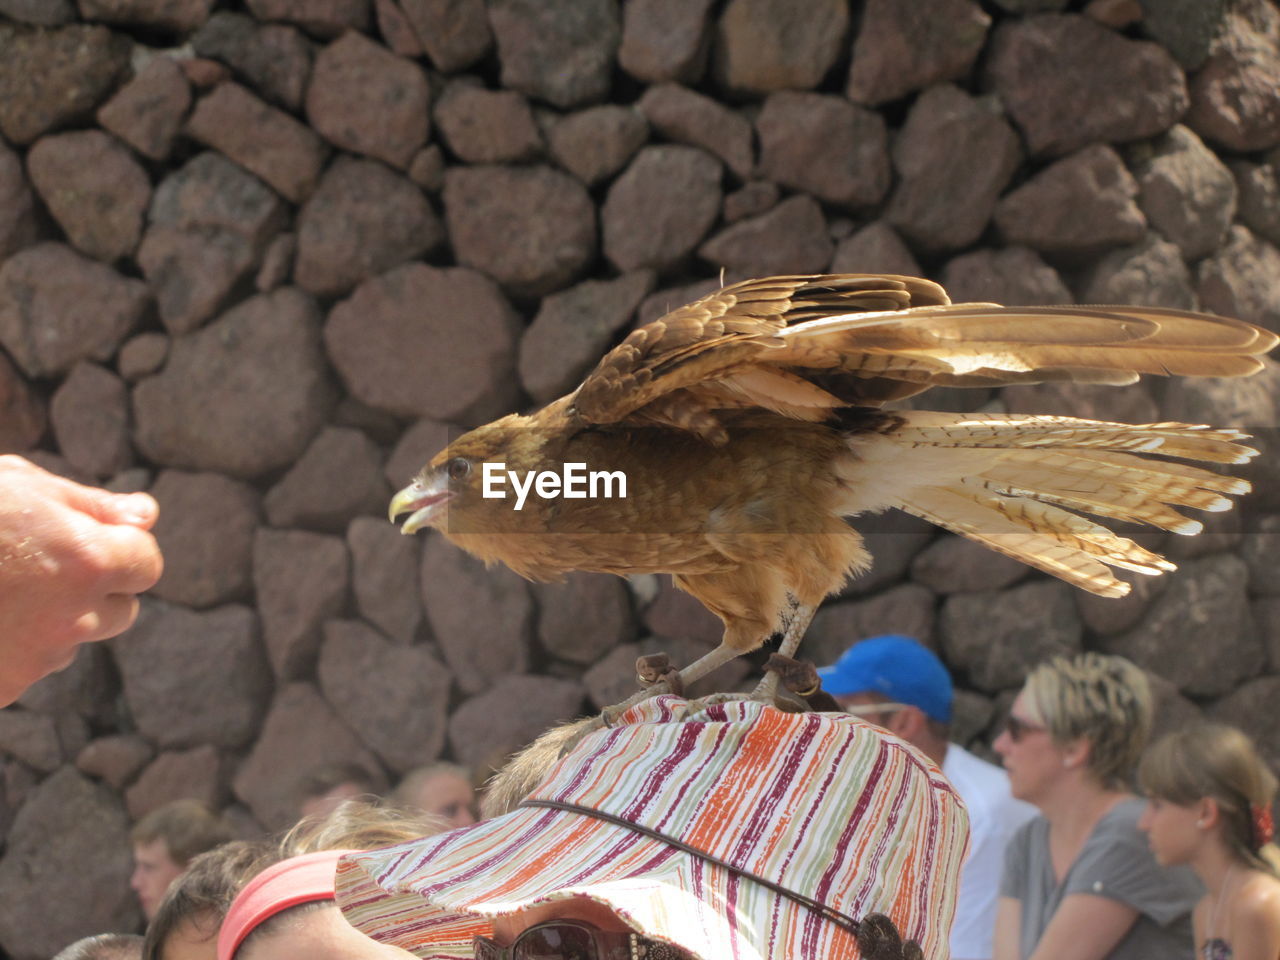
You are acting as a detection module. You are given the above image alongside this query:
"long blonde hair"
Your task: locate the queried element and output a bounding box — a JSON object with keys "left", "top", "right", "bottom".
{"left": 1139, "top": 723, "right": 1280, "bottom": 876}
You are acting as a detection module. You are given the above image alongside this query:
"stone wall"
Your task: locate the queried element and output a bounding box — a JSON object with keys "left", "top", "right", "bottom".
{"left": 2, "top": 0, "right": 1280, "bottom": 956}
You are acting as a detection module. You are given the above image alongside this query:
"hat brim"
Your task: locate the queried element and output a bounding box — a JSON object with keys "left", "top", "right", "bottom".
{"left": 337, "top": 803, "right": 814, "bottom": 960}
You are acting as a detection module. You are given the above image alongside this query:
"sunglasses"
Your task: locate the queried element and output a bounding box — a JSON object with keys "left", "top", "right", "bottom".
{"left": 1004, "top": 714, "right": 1048, "bottom": 743}
{"left": 473, "top": 920, "right": 689, "bottom": 960}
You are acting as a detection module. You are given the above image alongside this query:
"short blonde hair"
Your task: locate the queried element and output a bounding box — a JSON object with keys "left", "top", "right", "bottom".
{"left": 1023, "top": 653, "right": 1152, "bottom": 789}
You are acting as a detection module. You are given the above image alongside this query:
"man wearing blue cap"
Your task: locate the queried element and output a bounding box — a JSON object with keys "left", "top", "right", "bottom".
{"left": 819, "top": 634, "right": 1035, "bottom": 960}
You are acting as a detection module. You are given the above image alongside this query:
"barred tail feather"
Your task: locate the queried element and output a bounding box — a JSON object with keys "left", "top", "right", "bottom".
{"left": 846, "top": 412, "right": 1256, "bottom": 597}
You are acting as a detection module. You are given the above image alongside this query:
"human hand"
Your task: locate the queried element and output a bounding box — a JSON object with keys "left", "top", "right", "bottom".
{"left": 0, "top": 455, "right": 163, "bottom": 704}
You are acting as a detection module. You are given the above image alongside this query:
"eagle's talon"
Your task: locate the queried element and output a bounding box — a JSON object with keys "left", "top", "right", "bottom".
{"left": 636, "top": 653, "right": 672, "bottom": 686}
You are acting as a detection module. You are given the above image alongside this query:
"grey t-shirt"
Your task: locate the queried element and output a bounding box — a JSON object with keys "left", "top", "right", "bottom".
{"left": 1000, "top": 797, "right": 1202, "bottom": 960}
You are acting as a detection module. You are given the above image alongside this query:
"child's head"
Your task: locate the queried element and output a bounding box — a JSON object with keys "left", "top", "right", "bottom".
{"left": 1138, "top": 723, "right": 1278, "bottom": 874}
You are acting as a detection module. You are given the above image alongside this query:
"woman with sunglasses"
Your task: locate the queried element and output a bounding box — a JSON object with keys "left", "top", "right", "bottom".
{"left": 991, "top": 653, "right": 1202, "bottom": 960}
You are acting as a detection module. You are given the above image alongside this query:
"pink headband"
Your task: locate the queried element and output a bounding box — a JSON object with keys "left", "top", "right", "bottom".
{"left": 216, "top": 849, "right": 356, "bottom": 960}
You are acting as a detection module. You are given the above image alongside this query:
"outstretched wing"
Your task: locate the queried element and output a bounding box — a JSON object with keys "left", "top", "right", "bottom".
{"left": 568, "top": 273, "right": 1277, "bottom": 443}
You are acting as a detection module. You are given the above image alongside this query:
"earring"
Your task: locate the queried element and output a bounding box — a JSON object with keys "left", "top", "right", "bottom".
{"left": 1196, "top": 819, "right": 1206, "bottom": 828}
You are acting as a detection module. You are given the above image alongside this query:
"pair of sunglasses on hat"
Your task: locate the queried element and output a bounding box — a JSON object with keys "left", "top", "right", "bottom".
{"left": 473, "top": 920, "right": 690, "bottom": 960}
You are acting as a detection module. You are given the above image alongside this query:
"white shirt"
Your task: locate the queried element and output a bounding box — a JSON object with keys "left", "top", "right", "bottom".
{"left": 942, "top": 742, "right": 1037, "bottom": 960}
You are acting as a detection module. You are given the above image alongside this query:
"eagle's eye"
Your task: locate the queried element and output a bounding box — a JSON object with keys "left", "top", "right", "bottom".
{"left": 446, "top": 457, "right": 472, "bottom": 481}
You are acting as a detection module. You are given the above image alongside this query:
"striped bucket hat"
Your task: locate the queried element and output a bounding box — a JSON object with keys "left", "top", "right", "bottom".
{"left": 336, "top": 695, "right": 969, "bottom": 959}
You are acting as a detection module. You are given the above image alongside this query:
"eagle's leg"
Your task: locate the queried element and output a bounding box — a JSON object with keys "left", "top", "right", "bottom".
{"left": 750, "top": 600, "right": 818, "bottom": 703}
{"left": 601, "top": 642, "right": 749, "bottom": 724}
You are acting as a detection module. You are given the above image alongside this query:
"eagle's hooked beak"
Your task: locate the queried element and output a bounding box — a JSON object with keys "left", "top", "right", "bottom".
{"left": 388, "top": 473, "right": 452, "bottom": 535}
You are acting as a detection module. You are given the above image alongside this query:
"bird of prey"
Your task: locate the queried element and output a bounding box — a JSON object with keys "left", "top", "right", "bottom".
{"left": 390, "top": 274, "right": 1275, "bottom": 697}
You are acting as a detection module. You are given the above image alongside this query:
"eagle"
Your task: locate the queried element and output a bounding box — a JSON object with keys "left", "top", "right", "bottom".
{"left": 389, "top": 274, "right": 1275, "bottom": 700}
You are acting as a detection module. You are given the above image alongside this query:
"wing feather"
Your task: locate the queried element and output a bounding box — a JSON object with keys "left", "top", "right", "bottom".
{"left": 568, "top": 273, "right": 1277, "bottom": 438}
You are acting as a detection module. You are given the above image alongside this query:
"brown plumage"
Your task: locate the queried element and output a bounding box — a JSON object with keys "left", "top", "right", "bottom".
{"left": 390, "top": 274, "right": 1275, "bottom": 693}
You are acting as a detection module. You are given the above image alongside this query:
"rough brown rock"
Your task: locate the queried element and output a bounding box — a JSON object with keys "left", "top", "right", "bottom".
{"left": 1080, "top": 234, "right": 1197, "bottom": 310}
{"left": 0, "top": 23, "right": 131, "bottom": 145}
{"left": 0, "top": 711, "right": 61, "bottom": 773}
{"left": 74, "top": 735, "right": 154, "bottom": 790}
{"left": 640, "top": 578, "right": 722, "bottom": 647}
{"left": 191, "top": 12, "right": 314, "bottom": 112}
{"left": 1242, "top": 515, "right": 1280, "bottom": 598}
{"left": 186, "top": 82, "right": 328, "bottom": 203}
{"left": 1100, "top": 554, "right": 1263, "bottom": 698}
{"left": 887, "top": 85, "right": 1020, "bottom": 252}
{"left": 941, "top": 247, "right": 1072, "bottom": 306}
{"left": 295, "top": 156, "right": 442, "bottom": 297}
{"left": 134, "top": 288, "right": 337, "bottom": 477}
{"left": 95, "top": 56, "right": 191, "bottom": 161}
{"left": 232, "top": 682, "right": 383, "bottom": 831}
{"left": 713, "top": 0, "right": 849, "bottom": 94}
{"left": 940, "top": 579, "right": 1083, "bottom": 692}
{"left": 306, "top": 31, "right": 429, "bottom": 169}
{"left": 139, "top": 151, "right": 287, "bottom": 333}
{"left": 911, "top": 536, "right": 1029, "bottom": 594}
{"left": 374, "top": 0, "right": 421, "bottom": 55}
{"left": 117, "top": 332, "right": 168, "bottom": 382}
{"left": 1195, "top": 225, "right": 1280, "bottom": 332}
{"left": 399, "top": 0, "right": 491, "bottom": 72}
{"left": 444, "top": 164, "right": 596, "bottom": 298}
{"left": 1233, "top": 155, "right": 1280, "bottom": 248}
{"left": 148, "top": 470, "right": 260, "bottom": 607}
{"left": 1139, "top": 0, "right": 1226, "bottom": 69}
{"left": 420, "top": 534, "right": 533, "bottom": 695}
{"left": 326, "top": 264, "right": 520, "bottom": 420}
{"left": 112, "top": 600, "right": 271, "bottom": 748}
{"left": 0, "top": 352, "right": 45, "bottom": 453}
{"left": 0, "top": 243, "right": 147, "bottom": 378}
{"left": 547, "top": 105, "right": 648, "bottom": 187}
{"left": 830, "top": 221, "right": 921, "bottom": 276}
{"left": 244, "top": 0, "right": 369, "bottom": 36}
{"left": 984, "top": 14, "right": 1187, "bottom": 156}
{"left": 603, "top": 145, "right": 722, "bottom": 273}
{"left": 847, "top": 0, "right": 990, "bottom": 106}
{"left": 317, "top": 619, "right": 451, "bottom": 773}
{"left": 77, "top": 0, "right": 214, "bottom": 32}
{"left": 803, "top": 583, "right": 937, "bottom": 668}
{"left": 0, "top": 768, "right": 138, "bottom": 959}
{"left": 489, "top": 0, "right": 619, "bottom": 109}
{"left": 124, "top": 746, "right": 226, "bottom": 818}
{"left": 0, "top": 140, "right": 39, "bottom": 261}
{"left": 0, "top": 0, "right": 74, "bottom": 24}
{"left": 254, "top": 529, "right": 350, "bottom": 679}
{"left": 256, "top": 232, "right": 295, "bottom": 291}
{"left": 48, "top": 362, "right": 131, "bottom": 479}
{"left": 619, "top": 0, "right": 714, "bottom": 84}
{"left": 435, "top": 84, "right": 542, "bottom": 164}
{"left": 756, "top": 92, "right": 890, "bottom": 210}
{"left": 348, "top": 516, "right": 422, "bottom": 645}
{"left": 534, "top": 573, "right": 634, "bottom": 665}
{"left": 1186, "top": 3, "right": 1280, "bottom": 152}
{"left": 841, "top": 512, "right": 936, "bottom": 596}
{"left": 1131, "top": 125, "right": 1237, "bottom": 261}
{"left": 264, "top": 427, "right": 389, "bottom": 532}
{"left": 1210, "top": 677, "right": 1280, "bottom": 775}
{"left": 994, "top": 145, "right": 1147, "bottom": 258}
{"left": 639, "top": 84, "right": 752, "bottom": 180}
{"left": 723, "top": 181, "right": 780, "bottom": 224}
{"left": 447, "top": 674, "right": 586, "bottom": 774}
{"left": 27, "top": 129, "right": 149, "bottom": 263}
{"left": 518, "top": 271, "right": 655, "bottom": 403}
{"left": 699, "top": 194, "right": 833, "bottom": 276}
{"left": 15, "top": 645, "right": 116, "bottom": 726}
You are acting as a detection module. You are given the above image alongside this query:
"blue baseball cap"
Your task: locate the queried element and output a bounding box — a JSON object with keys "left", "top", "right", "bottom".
{"left": 816, "top": 634, "right": 953, "bottom": 724}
